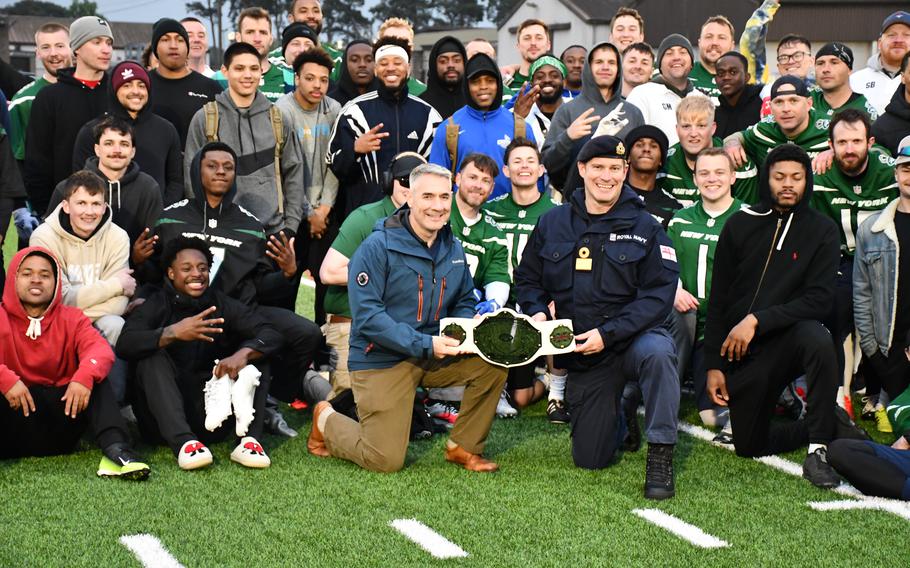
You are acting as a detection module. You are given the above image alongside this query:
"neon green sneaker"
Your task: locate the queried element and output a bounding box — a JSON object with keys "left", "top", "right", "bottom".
{"left": 97, "top": 456, "right": 123, "bottom": 478}
{"left": 875, "top": 406, "right": 893, "bottom": 433}
{"left": 98, "top": 446, "right": 151, "bottom": 481}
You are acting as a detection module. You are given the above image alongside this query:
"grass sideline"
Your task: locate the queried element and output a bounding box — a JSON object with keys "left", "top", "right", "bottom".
{"left": 2, "top": 226, "right": 907, "bottom": 566}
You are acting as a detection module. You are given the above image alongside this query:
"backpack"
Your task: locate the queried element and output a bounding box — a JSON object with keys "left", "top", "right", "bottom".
{"left": 445, "top": 113, "right": 526, "bottom": 176}
{"left": 203, "top": 101, "right": 286, "bottom": 214}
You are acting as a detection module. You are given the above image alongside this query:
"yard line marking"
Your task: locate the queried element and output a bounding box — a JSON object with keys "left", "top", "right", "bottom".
{"left": 632, "top": 509, "right": 730, "bottom": 548}
{"left": 389, "top": 519, "right": 469, "bottom": 559}
{"left": 809, "top": 499, "right": 910, "bottom": 521}
{"left": 119, "top": 534, "right": 185, "bottom": 568}
{"left": 671, "top": 416, "right": 910, "bottom": 520}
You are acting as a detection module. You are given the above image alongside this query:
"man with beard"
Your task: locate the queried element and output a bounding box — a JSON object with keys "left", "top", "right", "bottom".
{"left": 9, "top": 23, "right": 71, "bottom": 164}
{"left": 621, "top": 43, "right": 654, "bottom": 98}
{"left": 513, "top": 55, "right": 567, "bottom": 150}
{"left": 560, "top": 45, "right": 586, "bottom": 98}
{"left": 505, "top": 19, "right": 551, "bottom": 91}
{"left": 813, "top": 43, "right": 878, "bottom": 124}
{"left": 689, "top": 16, "right": 736, "bottom": 99}
{"left": 713, "top": 51, "right": 764, "bottom": 139}
{"left": 326, "top": 39, "right": 376, "bottom": 107}
{"left": 180, "top": 17, "right": 214, "bottom": 77}
{"left": 148, "top": 19, "right": 221, "bottom": 147}
{"left": 420, "top": 36, "right": 467, "bottom": 120}
{"left": 377, "top": 18, "right": 426, "bottom": 96}
{"left": 624, "top": 125, "right": 680, "bottom": 229}
{"left": 851, "top": 11, "right": 910, "bottom": 116}
{"left": 542, "top": 41, "right": 644, "bottom": 196}
{"left": 268, "top": 0, "right": 342, "bottom": 74}
{"left": 328, "top": 37, "right": 441, "bottom": 218}
{"left": 812, "top": 109, "right": 899, "bottom": 428}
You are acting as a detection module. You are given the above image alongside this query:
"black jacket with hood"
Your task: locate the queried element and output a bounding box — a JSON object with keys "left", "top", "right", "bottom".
{"left": 327, "top": 40, "right": 379, "bottom": 107}
{"left": 71, "top": 68, "right": 184, "bottom": 206}
{"left": 715, "top": 83, "right": 764, "bottom": 140}
{"left": 419, "top": 36, "right": 467, "bottom": 119}
{"left": 871, "top": 84, "right": 910, "bottom": 157}
{"left": 541, "top": 42, "right": 644, "bottom": 194}
{"left": 24, "top": 67, "right": 110, "bottom": 215}
{"left": 703, "top": 146, "right": 839, "bottom": 372}
{"left": 46, "top": 156, "right": 162, "bottom": 247}
{"left": 135, "top": 144, "right": 295, "bottom": 306}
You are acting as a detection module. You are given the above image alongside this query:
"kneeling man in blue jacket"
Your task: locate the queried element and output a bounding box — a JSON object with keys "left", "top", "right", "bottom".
{"left": 307, "top": 163, "right": 508, "bottom": 473}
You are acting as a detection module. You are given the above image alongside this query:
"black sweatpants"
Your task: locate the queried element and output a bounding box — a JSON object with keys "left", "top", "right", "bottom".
{"left": 131, "top": 350, "right": 271, "bottom": 454}
{"left": 0, "top": 380, "right": 129, "bottom": 458}
{"left": 726, "top": 320, "right": 837, "bottom": 457}
{"left": 828, "top": 439, "right": 910, "bottom": 500}
{"left": 258, "top": 305, "right": 322, "bottom": 402}
{"left": 295, "top": 216, "right": 338, "bottom": 327}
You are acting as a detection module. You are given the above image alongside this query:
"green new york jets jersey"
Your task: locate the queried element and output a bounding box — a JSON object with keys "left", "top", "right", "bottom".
{"left": 667, "top": 198, "right": 745, "bottom": 339}
{"left": 449, "top": 205, "right": 511, "bottom": 290}
{"left": 811, "top": 150, "right": 898, "bottom": 255}
{"left": 660, "top": 138, "right": 758, "bottom": 207}
{"left": 810, "top": 90, "right": 878, "bottom": 125}
{"left": 740, "top": 110, "right": 831, "bottom": 164}
{"left": 9, "top": 77, "right": 49, "bottom": 161}
{"left": 689, "top": 61, "right": 720, "bottom": 99}
{"left": 483, "top": 192, "right": 559, "bottom": 300}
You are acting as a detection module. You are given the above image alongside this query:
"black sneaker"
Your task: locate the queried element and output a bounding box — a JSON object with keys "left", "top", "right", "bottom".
{"left": 834, "top": 406, "right": 872, "bottom": 441}
{"left": 621, "top": 385, "right": 642, "bottom": 452}
{"left": 264, "top": 405, "right": 298, "bottom": 438}
{"left": 546, "top": 399, "right": 570, "bottom": 424}
{"left": 101, "top": 443, "right": 150, "bottom": 481}
{"left": 802, "top": 448, "right": 841, "bottom": 489}
{"left": 644, "top": 443, "right": 675, "bottom": 500}
{"left": 712, "top": 430, "right": 734, "bottom": 446}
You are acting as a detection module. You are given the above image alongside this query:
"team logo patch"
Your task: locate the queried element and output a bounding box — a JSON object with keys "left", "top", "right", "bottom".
{"left": 356, "top": 272, "right": 369, "bottom": 286}
{"left": 660, "top": 245, "right": 677, "bottom": 263}
{"left": 121, "top": 68, "right": 135, "bottom": 81}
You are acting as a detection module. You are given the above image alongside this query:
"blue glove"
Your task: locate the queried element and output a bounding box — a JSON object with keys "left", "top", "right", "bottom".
{"left": 474, "top": 299, "right": 501, "bottom": 316}
{"left": 13, "top": 207, "right": 40, "bottom": 243}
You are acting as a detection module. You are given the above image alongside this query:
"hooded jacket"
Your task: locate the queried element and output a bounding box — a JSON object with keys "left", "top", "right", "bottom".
{"left": 428, "top": 53, "right": 536, "bottom": 200}
{"left": 327, "top": 40, "right": 379, "bottom": 107}
{"left": 542, "top": 42, "right": 644, "bottom": 193}
{"left": 419, "top": 36, "right": 468, "bottom": 119}
{"left": 30, "top": 203, "right": 129, "bottom": 321}
{"left": 185, "top": 90, "right": 309, "bottom": 236}
{"left": 516, "top": 186, "right": 678, "bottom": 371}
{"left": 23, "top": 67, "right": 110, "bottom": 215}
{"left": 135, "top": 146, "right": 293, "bottom": 306}
{"left": 715, "top": 83, "right": 764, "bottom": 139}
{"left": 872, "top": 84, "right": 910, "bottom": 157}
{"left": 71, "top": 75, "right": 183, "bottom": 205}
{"left": 46, "top": 157, "right": 163, "bottom": 247}
{"left": 327, "top": 78, "right": 441, "bottom": 218}
{"left": 849, "top": 53, "right": 902, "bottom": 116}
{"left": 0, "top": 247, "right": 114, "bottom": 394}
{"left": 703, "top": 151, "right": 840, "bottom": 372}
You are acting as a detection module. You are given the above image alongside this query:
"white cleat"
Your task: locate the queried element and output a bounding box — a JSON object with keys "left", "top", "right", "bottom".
{"left": 203, "top": 373, "right": 232, "bottom": 432}
{"left": 232, "top": 365, "right": 261, "bottom": 437}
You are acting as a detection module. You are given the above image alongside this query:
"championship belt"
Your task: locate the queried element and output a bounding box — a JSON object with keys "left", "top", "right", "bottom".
{"left": 440, "top": 308, "right": 575, "bottom": 368}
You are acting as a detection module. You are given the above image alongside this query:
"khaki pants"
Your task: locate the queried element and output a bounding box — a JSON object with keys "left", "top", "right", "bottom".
{"left": 322, "top": 321, "right": 351, "bottom": 396}
{"left": 324, "top": 356, "right": 508, "bottom": 473}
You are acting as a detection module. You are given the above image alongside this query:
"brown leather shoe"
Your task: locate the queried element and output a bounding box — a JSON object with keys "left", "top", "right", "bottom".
{"left": 307, "top": 401, "right": 331, "bottom": 458}
{"left": 444, "top": 443, "right": 499, "bottom": 472}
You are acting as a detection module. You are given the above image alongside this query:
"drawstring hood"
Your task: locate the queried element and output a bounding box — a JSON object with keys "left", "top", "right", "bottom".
{"left": 81, "top": 156, "right": 140, "bottom": 217}
{"left": 25, "top": 316, "right": 44, "bottom": 340}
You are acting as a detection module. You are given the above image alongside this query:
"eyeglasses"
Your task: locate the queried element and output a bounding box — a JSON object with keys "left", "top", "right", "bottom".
{"left": 777, "top": 52, "right": 811, "bottom": 64}
{"left": 395, "top": 176, "right": 410, "bottom": 188}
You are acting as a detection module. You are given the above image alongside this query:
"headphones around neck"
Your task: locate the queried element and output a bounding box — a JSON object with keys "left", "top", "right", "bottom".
{"left": 382, "top": 151, "right": 427, "bottom": 196}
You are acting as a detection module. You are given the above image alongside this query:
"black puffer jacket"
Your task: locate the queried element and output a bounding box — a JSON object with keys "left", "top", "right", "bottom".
{"left": 872, "top": 84, "right": 910, "bottom": 157}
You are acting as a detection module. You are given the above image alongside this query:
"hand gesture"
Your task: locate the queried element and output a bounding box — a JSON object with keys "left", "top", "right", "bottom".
{"left": 592, "top": 103, "right": 630, "bottom": 137}
{"left": 4, "top": 380, "right": 36, "bottom": 417}
{"left": 169, "top": 306, "right": 224, "bottom": 343}
{"left": 511, "top": 82, "right": 541, "bottom": 119}
{"left": 566, "top": 107, "right": 602, "bottom": 141}
{"left": 61, "top": 381, "right": 91, "bottom": 418}
{"left": 354, "top": 123, "right": 389, "bottom": 154}
{"left": 706, "top": 369, "right": 729, "bottom": 406}
{"left": 433, "top": 335, "right": 466, "bottom": 359}
{"left": 674, "top": 288, "right": 700, "bottom": 313}
{"left": 724, "top": 138, "right": 748, "bottom": 168}
{"left": 266, "top": 231, "right": 297, "bottom": 278}
{"left": 115, "top": 268, "right": 136, "bottom": 297}
{"left": 131, "top": 228, "right": 158, "bottom": 265}
{"left": 574, "top": 328, "right": 605, "bottom": 355}
{"left": 720, "top": 314, "right": 758, "bottom": 362}
{"left": 213, "top": 351, "right": 249, "bottom": 379}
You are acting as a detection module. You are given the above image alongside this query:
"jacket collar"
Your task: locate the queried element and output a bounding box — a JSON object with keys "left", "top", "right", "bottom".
{"left": 871, "top": 198, "right": 903, "bottom": 242}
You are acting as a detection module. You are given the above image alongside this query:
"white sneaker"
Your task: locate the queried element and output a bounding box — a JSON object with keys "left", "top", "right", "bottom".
{"left": 204, "top": 374, "right": 232, "bottom": 432}
{"left": 496, "top": 390, "right": 518, "bottom": 418}
{"left": 178, "top": 440, "right": 213, "bottom": 470}
{"left": 230, "top": 436, "right": 270, "bottom": 469}
{"left": 232, "top": 365, "right": 261, "bottom": 437}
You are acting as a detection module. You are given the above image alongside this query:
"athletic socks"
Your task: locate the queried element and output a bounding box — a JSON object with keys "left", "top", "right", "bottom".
{"left": 547, "top": 371, "right": 567, "bottom": 401}
{"left": 317, "top": 405, "right": 335, "bottom": 433}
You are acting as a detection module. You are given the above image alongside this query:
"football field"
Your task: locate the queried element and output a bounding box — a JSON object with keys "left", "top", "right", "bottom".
{"left": 3, "top": 234, "right": 909, "bottom": 567}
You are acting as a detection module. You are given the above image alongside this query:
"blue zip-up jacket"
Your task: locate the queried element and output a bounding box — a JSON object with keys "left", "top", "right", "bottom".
{"left": 347, "top": 207, "right": 476, "bottom": 371}
{"left": 516, "top": 186, "right": 678, "bottom": 370}
{"left": 428, "top": 53, "right": 536, "bottom": 200}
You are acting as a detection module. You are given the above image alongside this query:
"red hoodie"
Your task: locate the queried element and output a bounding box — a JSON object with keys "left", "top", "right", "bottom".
{"left": 0, "top": 247, "right": 114, "bottom": 394}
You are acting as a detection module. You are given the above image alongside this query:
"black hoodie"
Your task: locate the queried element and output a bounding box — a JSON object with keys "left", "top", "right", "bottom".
{"left": 872, "top": 84, "right": 910, "bottom": 157}
{"left": 71, "top": 71, "right": 184, "bottom": 205}
{"left": 327, "top": 40, "right": 379, "bottom": 107}
{"left": 715, "top": 83, "right": 764, "bottom": 139}
{"left": 135, "top": 145, "right": 294, "bottom": 306}
{"left": 419, "top": 36, "right": 467, "bottom": 119}
{"left": 703, "top": 147, "right": 839, "bottom": 371}
{"left": 46, "top": 156, "right": 162, "bottom": 247}
{"left": 23, "top": 67, "right": 110, "bottom": 215}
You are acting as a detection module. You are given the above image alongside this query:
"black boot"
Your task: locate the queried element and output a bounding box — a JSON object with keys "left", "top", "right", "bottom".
{"left": 622, "top": 382, "right": 642, "bottom": 452}
{"left": 263, "top": 395, "right": 298, "bottom": 438}
{"left": 644, "top": 443, "right": 675, "bottom": 500}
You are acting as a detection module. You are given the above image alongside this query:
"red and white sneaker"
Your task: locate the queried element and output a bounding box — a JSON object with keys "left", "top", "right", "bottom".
{"left": 230, "top": 437, "right": 271, "bottom": 469}
{"left": 178, "top": 440, "right": 213, "bottom": 470}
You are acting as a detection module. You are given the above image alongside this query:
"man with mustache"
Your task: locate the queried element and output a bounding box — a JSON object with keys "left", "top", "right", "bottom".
{"left": 851, "top": 11, "right": 910, "bottom": 116}
{"left": 513, "top": 55, "right": 567, "bottom": 150}
{"left": 326, "top": 39, "right": 376, "bottom": 107}
{"left": 419, "top": 36, "right": 467, "bottom": 120}
{"left": 812, "top": 43, "right": 878, "bottom": 124}
{"left": 504, "top": 19, "right": 551, "bottom": 91}
{"left": 560, "top": 45, "right": 586, "bottom": 98}
{"left": 689, "top": 16, "right": 736, "bottom": 99}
